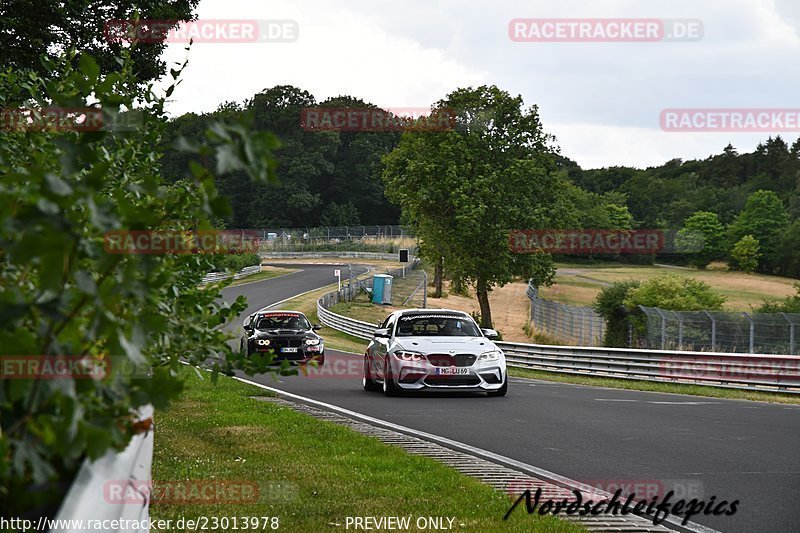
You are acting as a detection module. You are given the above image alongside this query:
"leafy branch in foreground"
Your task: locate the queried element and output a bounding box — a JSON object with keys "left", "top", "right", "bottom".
{"left": 0, "top": 51, "right": 280, "bottom": 517}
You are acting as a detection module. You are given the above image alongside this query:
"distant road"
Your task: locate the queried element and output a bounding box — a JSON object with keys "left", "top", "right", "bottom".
{"left": 220, "top": 263, "right": 370, "bottom": 329}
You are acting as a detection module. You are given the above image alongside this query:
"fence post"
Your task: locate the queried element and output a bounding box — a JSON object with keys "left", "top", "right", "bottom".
{"left": 743, "top": 312, "right": 754, "bottom": 353}
{"left": 579, "top": 308, "right": 586, "bottom": 346}
{"left": 678, "top": 315, "right": 684, "bottom": 348}
{"left": 782, "top": 313, "right": 795, "bottom": 354}
{"left": 703, "top": 310, "right": 716, "bottom": 350}
{"left": 654, "top": 308, "right": 667, "bottom": 350}
{"left": 422, "top": 269, "right": 427, "bottom": 308}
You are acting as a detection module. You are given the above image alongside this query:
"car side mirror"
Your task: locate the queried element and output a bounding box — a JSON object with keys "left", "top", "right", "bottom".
{"left": 481, "top": 328, "right": 499, "bottom": 339}
{"left": 312, "top": 324, "right": 323, "bottom": 331}
{"left": 374, "top": 328, "right": 390, "bottom": 338}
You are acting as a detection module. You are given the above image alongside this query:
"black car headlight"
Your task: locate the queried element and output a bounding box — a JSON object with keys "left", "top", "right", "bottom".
{"left": 256, "top": 339, "right": 271, "bottom": 347}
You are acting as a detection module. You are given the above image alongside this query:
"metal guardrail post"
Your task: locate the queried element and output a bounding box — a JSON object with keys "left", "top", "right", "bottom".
{"left": 783, "top": 313, "right": 796, "bottom": 355}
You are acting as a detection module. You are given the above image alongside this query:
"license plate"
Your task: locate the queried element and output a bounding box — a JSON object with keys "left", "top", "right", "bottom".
{"left": 435, "top": 367, "right": 469, "bottom": 376}
{"left": 281, "top": 347, "right": 299, "bottom": 353}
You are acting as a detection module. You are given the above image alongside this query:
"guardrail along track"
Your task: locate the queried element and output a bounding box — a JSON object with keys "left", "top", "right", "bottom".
{"left": 317, "top": 292, "right": 800, "bottom": 394}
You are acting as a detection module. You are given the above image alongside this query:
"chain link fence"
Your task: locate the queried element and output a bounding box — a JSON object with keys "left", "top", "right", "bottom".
{"left": 527, "top": 282, "right": 800, "bottom": 354}
{"left": 638, "top": 306, "right": 800, "bottom": 355}
{"left": 234, "top": 225, "right": 417, "bottom": 254}
{"left": 528, "top": 286, "right": 605, "bottom": 346}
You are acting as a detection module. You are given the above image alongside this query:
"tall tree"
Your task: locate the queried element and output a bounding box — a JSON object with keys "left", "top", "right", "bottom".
{"left": 728, "top": 190, "right": 790, "bottom": 272}
{"left": 384, "top": 85, "right": 571, "bottom": 327}
{"left": 675, "top": 211, "right": 726, "bottom": 268}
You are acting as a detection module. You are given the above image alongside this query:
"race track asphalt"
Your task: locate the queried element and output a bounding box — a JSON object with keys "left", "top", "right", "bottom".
{"left": 221, "top": 267, "right": 800, "bottom": 533}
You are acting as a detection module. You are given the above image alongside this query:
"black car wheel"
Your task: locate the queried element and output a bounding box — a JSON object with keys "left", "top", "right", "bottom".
{"left": 363, "top": 353, "right": 380, "bottom": 392}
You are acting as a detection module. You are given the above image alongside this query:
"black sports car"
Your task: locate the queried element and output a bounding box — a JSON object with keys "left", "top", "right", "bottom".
{"left": 240, "top": 309, "right": 324, "bottom": 364}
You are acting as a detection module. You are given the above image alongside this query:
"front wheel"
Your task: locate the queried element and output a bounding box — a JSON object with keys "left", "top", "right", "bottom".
{"left": 363, "top": 353, "right": 380, "bottom": 392}
{"left": 487, "top": 374, "right": 508, "bottom": 397}
{"left": 382, "top": 357, "right": 402, "bottom": 396}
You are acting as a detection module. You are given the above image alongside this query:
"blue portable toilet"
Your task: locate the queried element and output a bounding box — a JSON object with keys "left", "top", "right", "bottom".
{"left": 372, "top": 274, "right": 393, "bottom": 304}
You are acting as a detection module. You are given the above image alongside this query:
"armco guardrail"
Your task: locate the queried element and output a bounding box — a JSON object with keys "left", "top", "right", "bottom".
{"left": 51, "top": 406, "right": 154, "bottom": 533}
{"left": 317, "top": 296, "right": 800, "bottom": 394}
{"left": 499, "top": 343, "right": 800, "bottom": 394}
{"left": 201, "top": 264, "right": 261, "bottom": 284}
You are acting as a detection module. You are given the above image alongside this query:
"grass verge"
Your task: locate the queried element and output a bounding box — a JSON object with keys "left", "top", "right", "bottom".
{"left": 151, "top": 369, "right": 584, "bottom": 532}
{"left": 509, "top": 367, "right": 800, "bottom": 404}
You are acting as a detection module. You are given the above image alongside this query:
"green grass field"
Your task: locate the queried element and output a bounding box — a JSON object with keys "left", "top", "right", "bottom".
{"left": 151, "top": 369, "right": 584, "bottom": 532}
{"left": 540, "top": 262, "right": 798, "bottom": 310}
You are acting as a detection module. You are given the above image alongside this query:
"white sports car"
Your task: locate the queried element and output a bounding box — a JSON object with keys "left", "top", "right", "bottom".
{"left": 362, "top": 309, "right": 508, "bottom": 396}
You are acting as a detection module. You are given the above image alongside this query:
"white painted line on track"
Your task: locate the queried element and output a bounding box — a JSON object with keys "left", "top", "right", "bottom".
{"left": 234, "top": 375, "right": 721, "bottom": 533}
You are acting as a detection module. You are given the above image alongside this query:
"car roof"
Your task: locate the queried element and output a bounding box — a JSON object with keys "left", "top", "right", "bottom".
{"left": 396, "top": 308, "right": 471, "bottom": 317}
{"left": 254, "top": 308, "right": 307, "bottom": 316}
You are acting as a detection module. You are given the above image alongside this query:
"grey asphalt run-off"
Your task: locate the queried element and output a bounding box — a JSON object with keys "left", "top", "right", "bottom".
{"left": 220, "top": 265, "right": 800, "bottom": 533}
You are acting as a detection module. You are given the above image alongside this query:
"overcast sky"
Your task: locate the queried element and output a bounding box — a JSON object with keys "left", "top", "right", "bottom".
{"left": 158, "top": 0, "right": 800, "bottom": 169}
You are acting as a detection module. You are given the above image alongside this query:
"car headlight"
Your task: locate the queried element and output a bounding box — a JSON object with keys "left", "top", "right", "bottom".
{"left": 479, "top": 350, "right": 502, "bottom": 361}
{"left": 394, "top": 351, "right": 424, "bottom": 362}
{"left": 256, "top": 339, "right": 271, "bottom": 346}
{"left": 305, "top": 338, "right": 320, "bottom": 346}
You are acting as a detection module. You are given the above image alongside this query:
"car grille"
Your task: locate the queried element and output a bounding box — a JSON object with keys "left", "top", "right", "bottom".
{"left": 269, "top": 338, "right": 303, "bottom": 348}
{"left": 424, "top": 375, "right": 481, "bottom": 387}
{"left": 426, "top": 353, "right": 477, "bottom": 367}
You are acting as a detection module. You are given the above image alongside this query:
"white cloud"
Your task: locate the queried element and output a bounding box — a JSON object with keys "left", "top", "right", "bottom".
{"left": 157, "top": 0, "right": 800, "bottom": 168}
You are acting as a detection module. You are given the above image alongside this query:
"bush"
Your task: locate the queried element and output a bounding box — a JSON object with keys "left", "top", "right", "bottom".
{"left": 211, "top": 252, "right": 261, "bottom": 272}
{"left": 622, "top": 274, "right": 726, "bottom": 342}
{"left": 730, "top": 235, "right": 761, "bottom": 273}
{"left": 593, "top": 280, "right": 640, "bottom": 347}
{"left": 623, "top": 274, "right": 726, "bottom": 311}
{"left": 756, "top": 283, "right": 800, "bottom": 313}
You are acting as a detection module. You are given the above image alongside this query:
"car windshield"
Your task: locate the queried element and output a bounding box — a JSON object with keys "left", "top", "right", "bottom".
{"left": 395, "top": 315, "right": 481, "bottom": 337}
{"left": 255, "top": 314, "right": 310, "bottom": 330}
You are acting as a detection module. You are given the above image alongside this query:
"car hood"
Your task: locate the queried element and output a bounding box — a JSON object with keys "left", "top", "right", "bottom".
{"left": 254, "top": 329, "right": 309, "bottom": 337}
{"left": 395, "top": 336, "right": 497, "bottom": 354}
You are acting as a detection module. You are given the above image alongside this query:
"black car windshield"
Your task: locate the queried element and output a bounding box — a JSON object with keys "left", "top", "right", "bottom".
{"left": 256, "top": 314, "right": 310, "bottom": 330}
{"left": 395, "top": 315, "right": 481, "bottom": 337}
